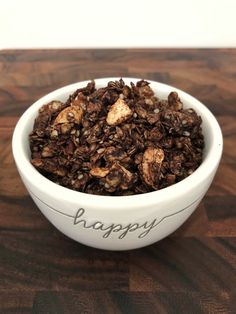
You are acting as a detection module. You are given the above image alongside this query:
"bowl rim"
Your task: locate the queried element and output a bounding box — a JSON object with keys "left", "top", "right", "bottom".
{"left": 12, "top": 77, "right": 223, "bottom": 210}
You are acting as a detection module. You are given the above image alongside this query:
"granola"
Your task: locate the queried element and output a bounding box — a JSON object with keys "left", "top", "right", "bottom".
{"left": 30, "top": 79, "right": 204, "bottom": 195}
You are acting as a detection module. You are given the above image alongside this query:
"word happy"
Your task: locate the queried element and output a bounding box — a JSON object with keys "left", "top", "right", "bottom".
{"left": 73, "top": 208, "right": 160, "bottom": 239}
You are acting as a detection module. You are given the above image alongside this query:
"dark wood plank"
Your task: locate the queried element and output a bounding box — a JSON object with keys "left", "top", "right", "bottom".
{"left": 1, "top": 291, "right": 234, "bottom": 314}
{"left": 0, "top": 231, "right": 129, "bottom": 291}
{"left": 205, "top": 195, "right": 236, "bottom": 220}
{"left": 171, "top": 203, "right": 210, "bottom": 237}
{"left": 0, "top": 292, "right": 34, "bottom": 314}
{"left": 32, "top": 291, "right": 236, "bottom": 314}
{"left": 1, "top": 49, "right": 236, "bottom": 116}
{"left": 1, "top": 291, "right": 235, "bottom": 314}
{"left": 0, "top": 49, "right": 236, "bottom": 313}
{"left": 207, "top": 163, "right": 236, "bottom": 196}
{"left": 217, "top": 116, "right": 236, "bottom": 164}
{"left": 129, "top": 237, "right": 236, "bottom": 292}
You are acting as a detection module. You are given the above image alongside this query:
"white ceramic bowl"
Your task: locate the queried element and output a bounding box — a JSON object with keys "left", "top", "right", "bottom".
{"left": 12, "top": 78, "right": 223, "bottom": 250}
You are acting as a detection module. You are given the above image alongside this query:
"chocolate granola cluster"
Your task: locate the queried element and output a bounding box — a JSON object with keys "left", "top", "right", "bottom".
{"left": 30, "top": 79, "right": 204, "bottom": 195}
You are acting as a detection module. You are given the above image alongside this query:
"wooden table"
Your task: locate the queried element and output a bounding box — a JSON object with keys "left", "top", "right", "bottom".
{"left": 0, "top": 49, "right": 235, "bottom": 314}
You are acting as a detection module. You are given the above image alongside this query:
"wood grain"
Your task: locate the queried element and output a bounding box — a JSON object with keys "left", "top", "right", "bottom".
{"left": 0, "top": 49, "right": 236, "bottom": 314}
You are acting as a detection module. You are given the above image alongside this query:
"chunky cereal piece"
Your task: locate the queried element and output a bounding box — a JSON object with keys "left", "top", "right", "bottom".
{"left": 54, "top": 104, "right": 83, "bottom": 125}
{"left": 140, "top": 147, "right": 165, "bottom": 188}
{"left": 90, "top": 167, "right": 110, "bottom": 178}
{"left": 106, "top": 99, "right": 132, "bottom": 126}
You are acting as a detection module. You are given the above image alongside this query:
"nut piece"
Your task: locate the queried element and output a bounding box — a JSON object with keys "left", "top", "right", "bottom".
{"left": 42, "top": 146, "right": 54, "bottom": 157}
{"left": 106, "top": 99, "right": 132, "bottom": 126}
{"left": 90, "top": 167, "right": 110, "bottom": 178}
{"left": 141, "top": 147, "right": 164, "bottom": 188}
{"left": 116, "top": 163, "right": 135, "bottom": 190}
{"left": 48, "top": 101, "right": 64, "bottom": 112}
{"left": 54, "top": 105, "right": 83, "bottom": 125}
{"left": 60, "top": 123, "right": 72, "bottom": 134}
{"left": 102, "top": 162, "right": 136, "bottom": 192}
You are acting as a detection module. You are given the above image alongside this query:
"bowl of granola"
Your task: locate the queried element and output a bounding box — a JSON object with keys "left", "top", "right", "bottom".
{"left": 12, "top": 78, "right": 223, "bottom": 250}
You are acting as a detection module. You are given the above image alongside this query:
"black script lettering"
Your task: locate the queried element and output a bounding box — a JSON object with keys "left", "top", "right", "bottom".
{"left": 73, "top": 208, "right": 159, "bottom": 239}
{"left": 138, "top": 219, "right": 159, "bottom": 238}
